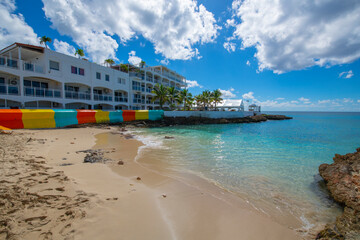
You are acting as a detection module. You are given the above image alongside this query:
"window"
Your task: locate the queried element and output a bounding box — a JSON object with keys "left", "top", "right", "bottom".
{"left": 71, "top": 66, "right": 77, "bottom": 74}
{"left": 32, "top": 81, "right": 40, "bottom": 88}
{"left": 96, "top": 72, "right": 101, "bottom": 80}
{"left": 105, "top": 74, "right": 110, "bottom": 81}
{"left": 41, "top": 82, "right": 48, "bottom": 89}
{"left": 0, "top": 77, "right": 4, "bottom": 84}
{"left": 79, "top": 68, "right": 85, "bottom": 76}
{"left": 118, "top": 78, "right": 126, "bottom": 84}
{"left": 49, "top": 60, "right": 60, "bottom": 71}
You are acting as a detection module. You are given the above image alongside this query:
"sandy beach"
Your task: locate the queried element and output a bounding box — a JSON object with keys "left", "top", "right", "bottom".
{"left": 0, "top": 126, "right": 303, "bottom": 240}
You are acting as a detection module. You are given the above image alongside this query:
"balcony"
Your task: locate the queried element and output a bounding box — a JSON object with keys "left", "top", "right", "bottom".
{"left": 23, "top": 62, "right": 44, "bottom": 74}
{"left": 0, "top": 57, "right": 18, "bottom": 69}
{"left": 65, "top": 90, "right": 91, "bottom": 100}
{"left": 25, "top": 87, "right": 61, "bottom": 98}
{"left": 133, "top": 99, "right": 145, "bottom": 104}
{"left": 146, "top": 100, "right": 152, "bottom": 104}
{"left": 94, "top": 94, "right": 113, "bottom": 102}
{"left": 129, "top": 72, "right": 145, "bottom": 80}
{"left": 146, "top": 77, "right": 153, "bottom": 82}
{"left": 146, "top": 88, "right": 152, "bottom": 93}
{"left": 0, "top": 83, "right": 19, "bottom": 95}
{"left": 115, "top": 96, "right": 128, "bottom": 103}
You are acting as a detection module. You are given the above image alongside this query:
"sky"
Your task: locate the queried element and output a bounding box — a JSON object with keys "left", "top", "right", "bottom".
{"left": 1, "top": 0, "right": 359, "bottom": 111}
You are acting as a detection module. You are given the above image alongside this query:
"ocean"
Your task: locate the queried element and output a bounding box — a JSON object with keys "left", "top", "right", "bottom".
{"left": 132, "top": 111, "right": 360, "bottom": 231}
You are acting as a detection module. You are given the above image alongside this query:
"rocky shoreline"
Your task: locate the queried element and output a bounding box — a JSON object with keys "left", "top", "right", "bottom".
{"left": 317, "top": 148, "right": 360, "bottom": 240}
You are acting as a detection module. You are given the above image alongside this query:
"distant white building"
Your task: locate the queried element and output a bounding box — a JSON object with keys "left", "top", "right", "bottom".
{"left": 0, "top": 42, "right": 186, "bottom": 110}
{"left": 217, "top": 99, "right": 245, "bottom": 111}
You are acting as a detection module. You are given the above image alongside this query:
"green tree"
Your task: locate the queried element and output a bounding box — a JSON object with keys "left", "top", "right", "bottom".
{"left": 140, "top": 60, "right": 146, "bottom": 68}
{"left": 120, "top": 64, "right": 129, "bottom": 73}
{"left": 75, "top": 48, "right": 85, "bottom": 58}
{"left": 40, "top": 36, "right": 52, "bottom": 48}
{"left": 104, "top": 58, "right": 115, "bottom": 67}
{"left": 167, "top": 86, "right": 179, "bottom": 110}
{"left": 151, "top": 84, "right": 168, "bottom": 110}
{"left": 212, "top": 89, "right": 223, "bottom": 110}
{"left": 179, "top": 89, "right": 192, "bottom": 111}
{"left": 202, "top": 90, "right": 212, "bottom": 110}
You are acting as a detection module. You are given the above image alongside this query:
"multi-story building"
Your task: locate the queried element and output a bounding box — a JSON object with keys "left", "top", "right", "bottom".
{"left": 0, "top": 43, "right": 186, "bottom": 110}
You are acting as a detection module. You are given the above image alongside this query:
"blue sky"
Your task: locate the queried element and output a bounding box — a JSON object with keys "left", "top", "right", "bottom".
{"left": 1, "top": 0, "right": 359, "bottom": 111}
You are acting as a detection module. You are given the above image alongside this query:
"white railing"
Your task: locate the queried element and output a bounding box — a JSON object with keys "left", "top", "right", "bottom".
{"left": 0, "top": 57, "right": 19, "bottom": 69}
{"left": 24, "top": 87, "right": 62, "bottom": 98}
{"left": 114, "top": 96, "right": 128, "bottom": 103}
{"left": 23, "top": 62, "right": 44, "bottom": 74}
{"left": 65, "top": 90, "right": 91, "bottom": 100}
{"left": 0, "top": 83, "right": 19, "bottom": 95}
{"left": 94, "top": 94, "right": 113, "bottom": 102}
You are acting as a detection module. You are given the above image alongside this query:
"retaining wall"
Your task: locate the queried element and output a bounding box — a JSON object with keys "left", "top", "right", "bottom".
{"left": 0, "top": 109, "right": 164, "bottom": 129}
{"left": 164, "top": 111, "right": 254, "bottom": 119}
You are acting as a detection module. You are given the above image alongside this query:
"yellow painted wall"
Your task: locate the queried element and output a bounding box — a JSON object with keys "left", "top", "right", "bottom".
{"left": 95, "top": 110, "right": 110, "bottom": 123}
{"left": 135, "top": 110, "right": 149, "bottom": 120}
{"left": 21, "top": 110, "right": 56, "bottom": 129}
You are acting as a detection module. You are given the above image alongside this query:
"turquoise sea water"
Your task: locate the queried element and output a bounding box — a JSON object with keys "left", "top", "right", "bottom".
{"left": 133, "top": 112, "right": 360, "bottom": 230}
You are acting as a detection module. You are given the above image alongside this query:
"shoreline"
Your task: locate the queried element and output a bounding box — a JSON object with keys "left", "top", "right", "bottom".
{"left": 1, "top": 126, "right": 303, "bottom": 239}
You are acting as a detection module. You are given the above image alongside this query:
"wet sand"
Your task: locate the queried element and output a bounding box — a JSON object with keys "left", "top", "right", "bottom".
{"left": 0, "top": 127, "right": 303, "bottom": 240}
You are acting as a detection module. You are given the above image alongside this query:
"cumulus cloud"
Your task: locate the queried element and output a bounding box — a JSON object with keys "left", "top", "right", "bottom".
{"left": 242, "top": 91, "right": 255, "bottom": 100}
{"left": 0, "top": 0, "right": 38, "bottom": 48}
{"left": 343, "top": 98, "right": 353, "bottom": 103}
{"left": 160, "top": 59, "right": 169, "bottom": 65}
{"left": 219, "top": 88, "right": 236, "bottom": 98}
{"left": 339, "top": 70, "right": 354, "bottom": 79}
{"left": 225, "top": 19, "right": 236, "bottom": 28}
{"left": 53, "top": 39, "right": 76, "bottom": 56}
{"left": 228, "top": 0, "right": 360, "bottom": 73}
{"left": 276, "top": 97, "right": 285, "bottom": 100}
{"left": 42, "top": 0, "right": 220, "bottom": 63}
{"left": 186, "top": 80, "right": 202, "bottom": 88}
{"left": 223, "top": 42, "right": 236, "bottom": 52}
{"left": 358, "top": 100, "right": 360, "bottom": 103}
{"left": 128, "top": 51, "right": 142, "bottom": 66}
{"left": 246, "top": 60, "right": 250, "bottom": 66}
{"left": 318, "top": 100, "right": 331, "bottom": 104}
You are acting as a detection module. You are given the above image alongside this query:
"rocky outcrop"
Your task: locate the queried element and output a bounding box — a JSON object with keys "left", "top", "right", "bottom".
{"left": 317, "top": 148, "right": 360, "bottom": 240}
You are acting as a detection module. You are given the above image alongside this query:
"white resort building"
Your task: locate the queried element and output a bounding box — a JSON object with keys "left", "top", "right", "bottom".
{"left": 0, "top": 43, "right": 186, "bottom": 110}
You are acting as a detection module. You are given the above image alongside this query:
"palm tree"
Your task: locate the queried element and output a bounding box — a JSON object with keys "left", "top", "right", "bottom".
{"left": 140, "top": 60, "right": 146, "bottom": 68}
{"left": 40, "top": 36, "right": 52, "bottom": 48}
{"left": 212, "top": 89, "right": 223, "bottom": 111}
{"left": 151, "top": 84, "right": 168, "bottom": 110}
{"left": 179, "top": 89, "right": 192, "bottom": 111}
{"left": 202, "top": 90, "right": 212, "bottom": 110}
{"left": 75, "top": 48, "right": 85, "bottom": 58}
{"left": 186, "top": 96, "right": 195, "bottom": 110}
{"left": 104, "top": 58, "right": 115, "bottom": 67}
{"left": 195, "top": 94, "right": 206, "bottom": 110}
{"left": 167, "top": 86, "right": 179, "bottom": 110}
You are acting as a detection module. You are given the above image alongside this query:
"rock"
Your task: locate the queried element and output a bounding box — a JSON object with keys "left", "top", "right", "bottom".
{"left": 136, "top": 177, "right": 141, "bottom": 181}
{"left": 164, "top": 136, "right": 174, "bottom": 139}
{"left": 162, "top": 194, "right": 167, "bottom": 198}
{"left": 117, "top": 160, "right": 124, "bottom": 165}
{"left": 317, "top": 147, "right": 360, "bottom": 239}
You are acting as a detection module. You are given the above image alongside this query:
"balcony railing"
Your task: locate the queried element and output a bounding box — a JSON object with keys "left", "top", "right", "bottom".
{"left": 65, "top": 91, "right": 91, "bottom": 100}
{"left": 154, "top": 79, "right": 161, "bottom": 84}
{"left": 115, "top": 96, "right": 128, "bottom": 103}
{"left": 146, "top": 77, "right": 153, "bottom": 82}
{"left": 146, "top": 100, "right": 152, "bottom": 104}
{"left": 133, "top": 99, "right": 145, "bottom": 104}
{"left": 25, "top": 87, "right": 61, "bottom": 98}
{"left": 23, "top": 62, "right": 44, "bottom": 74}
{"left": 0, "top": 57, "right": 18, "bottom": 69}
{"left": 129, "top": 72, "right": 145, "bottom": 80}
{"left": 0, "top": 84, "right": 19, "bottom": 95}
{"left": 146, "top": 88, "right": 152, "bottom": 93}
{"left": 94, "top": 94, "right": 113, "bottom": 102}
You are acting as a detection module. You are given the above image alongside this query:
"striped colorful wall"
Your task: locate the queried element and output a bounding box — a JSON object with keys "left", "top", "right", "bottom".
{"left": 0, "top": 109, "right": 164, "bottom": 129}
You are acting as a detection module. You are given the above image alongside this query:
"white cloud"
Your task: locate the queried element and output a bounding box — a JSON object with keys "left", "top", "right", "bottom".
{"left": 290, "top": 100, "right": 299, "bottom": 104}
{"left": 53, "top": 39, "right": 76, "bottom": 56}
{"left": 0, "top": 0, "right": 38, "bottom": 48}
{"left": 219, "top": 88, "right": 236, "bottom": 98}
{"left": 242, "top": 91, "right": 255, "bottom": 100}
{"left": 358, "top": 100, "right": 360, "bottom": 103}
{"left": 339, "top": 70, "right": 354, "bottom": 79}
{"left": 223, "top": 42, "right": 236, "bottom": 52}
{"left": 225, "top": 19, "right": 236, "bottom": 28}
{"left": 298, "top": 97, "right": 311, "bottom": 104}
{"left": 160, "top": 59, "right": 169, "bottom": 65}
{"left": 128, "top": 51, "right": 142, "bottom": 66}
{"left": 318, "top": 100, "right": 331, "bottom": 104}
{"left": 246, "top": 60, "right": 250, "bottom": 66}
{"left": 42, "top": 0, "right": 220, "bottom": 63}
{"left": 343, "top": 98, "right": 353, "bottom": 103}
{"left": 186, "top": 80, "right": 202, "bottom": 88}
{"left": 276, "top": 97, "right": 285, "bottom": 100}
{"left": 228, "top": 0, "right": 360, "bottom": 73}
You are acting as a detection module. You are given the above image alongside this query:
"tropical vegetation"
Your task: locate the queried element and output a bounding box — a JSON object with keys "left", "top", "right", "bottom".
{"left": 104, "top": 58, "right": 115, "bottom": 66}
{"left": 151, "top": 84, "right": 222, "bottom": 111}
{"left": 75, "top": 48, "right": 85, "bottom": 58}
{"left": 40, "top": 36, "right": 52, "bottom": 48}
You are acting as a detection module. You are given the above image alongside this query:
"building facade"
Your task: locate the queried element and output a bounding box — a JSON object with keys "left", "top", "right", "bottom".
{"left": 0, "top": 43, "right": 186, "bottom": 110}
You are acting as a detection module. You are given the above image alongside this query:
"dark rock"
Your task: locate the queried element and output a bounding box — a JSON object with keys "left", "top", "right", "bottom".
{"left": 317, "top": 148, "right": 360, "bottom": 239}
{"left": 117, "top": 160, "right": 124, "bottom": 165}
{"left": 136, "top": 177, "right": 141, "bottom": 181}
{"left": 164, "top": 136, "right": 174, "bottom": 139}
